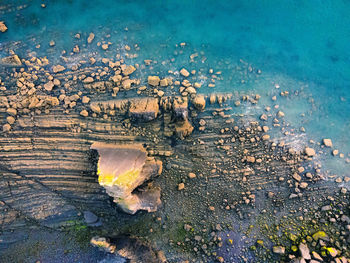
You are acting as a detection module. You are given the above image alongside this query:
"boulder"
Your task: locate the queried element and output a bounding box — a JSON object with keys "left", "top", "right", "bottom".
{"left": 299, "top": 243, "right": 311, "bottom": 260}
{"left": 91, "top": 143, "right": 162, "bottom": 214}
{"left": 192, "top": 95, "right": 206, "bottom": 111}
{"left": 87, "top": 32, "right": 95, "bottom": 44}
{"left": 128, "top": 97, "right": 159, "bottom": 121}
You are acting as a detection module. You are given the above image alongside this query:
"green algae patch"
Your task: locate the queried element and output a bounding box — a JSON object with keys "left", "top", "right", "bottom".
{"left": 312, "top": 231, "right": 328, "bottom": 241}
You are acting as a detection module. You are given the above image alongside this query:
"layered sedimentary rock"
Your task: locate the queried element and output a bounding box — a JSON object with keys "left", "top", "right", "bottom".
{"left": 91, "top": 142, "right": 162, "bottom": 214}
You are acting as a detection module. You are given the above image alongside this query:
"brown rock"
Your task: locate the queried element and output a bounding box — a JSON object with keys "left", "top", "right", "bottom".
{"left": 6, "top": 108, "right": 17, "bottom": 116}
{"left": 44, "top": 81, "right": 54, "bottom": 91}
{"left": 6, "top": 116, "right": 15, "bottom": 125}
{"left": 180, "top": 68, "right": 190, "bottom": 77}
{"left": 1, "top": 55, "right": 22, "bottom": 66}
{"left": 83, "top": 77, "right": 94, "bottom": 83}
{"left": 178, "top": 183, "right": 185, "bottom": 190}
{"left": 0, "top": 21, "right": 8, "bottom": 32}
{"left": 2, "top": 124, "right": 11, "bottom": 132}
{"left": 87, "top": 32, "right": 95, "bottom": 44}
{"left": 148, "top": 76, "right": 160, "bottom": 86}
{"left": 122, "top": 65, "right": 136, "bottom": 76}
{"left": 52, "top": 65, "right": 65, "bottom": 73}
{"left": 304, "top": 147, "right": 316, "bottom": 157}
{"left": 323, "top": 138, "right": 332, "bottom": 147}
{"left": 192, "top": 95, "right": 206, "bottom": 110}
{"left": 80, "top": 110, "right": 89, "bottom": 117}
{"left": 188, "top": 173, "right": 196, "bottom": 179}
{"left": 82, "top": 96, "right": 90, "bottom": 104}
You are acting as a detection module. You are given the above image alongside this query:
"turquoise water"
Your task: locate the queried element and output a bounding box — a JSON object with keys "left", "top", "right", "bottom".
{"left": 1, "top": 1, "right": 349, "bottom": 171}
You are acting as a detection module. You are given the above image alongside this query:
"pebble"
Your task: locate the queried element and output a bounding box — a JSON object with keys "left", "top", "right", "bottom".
{"left": 83, "top": 77, "right": 94, "bottom": 83}
{"left": 272, "top": 246, "right": 285, "bottom": 254}
{"left": 299, "top": 243, "right": 311, "bottom": 260}
{"left": 188, "top": 173, "right": 196, "bottom": 179}
{"left": 80, "top": 110, "right": 89, "bottom": 117}
{"left": 6, "top": 108, "right": 17, "bottom": 116}
{"left": 3, "top": 123, "right": 11, "bottom": 132}
{"left": 82, "top": 96, "right": 90, "bottom": 104}
{"left": 0, "top": 21, "right": 8, "bottom": 32}
{"left": 323, "top": 138, "right": 332, "bottom": 147}
{"left": 332, "top": 149, "right": 339, "bottom": 156}
{"left": 178, "top": 183, "right": 185, "bottom": 190}
{"left": 148, "top": 76, "right": 160, "bottom": 86}
{"left": 87, "top": 32, "right": 95, "bottom": 44}
{"left": 304, "top": 147, "right": 316, "bottom": 157}
{"left": 180, "top": 68, "right": 190, "bottom": 77}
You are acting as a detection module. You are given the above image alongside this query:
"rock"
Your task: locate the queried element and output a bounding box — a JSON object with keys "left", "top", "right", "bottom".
{"left": 178, "top": 183, "right": 185, "bottom": 190}
{"left": 49, "top": 40, "right": 55, "bottom": 47}
{"left": 122, "top": 65, "right": 136, "bottom": 76}
{"left": 260, "top": 114, "right": 268, "bottom": 121}
{"left": 312, "top": 231, "right": 329, "bottom": 241}
{"left": 91, "top": 143, "right": 162, "bottom": 214}
{"left": 90, "top": 237, "right": 116, "bottom": 253}
{"left": 80, "top": 110, "right": 89, "bottom": 117}
{"left": 304, "top": 147, "right": 316, "bottom": 157}
{"left": 172, "top": 97, "right": 188, "bottom": 120}
{"left": 3, "top": 124, "right": 11, "bottom": 132}
{"left": 299, "top": 243, "right": 311, "bottom": 260}
{"left": 262, "top": 134, "right": 270, "bottom": 141}
{"left": 160, "top": 78, "right": 168, "bottom": 87}
{"left": 277, "top": 111, "right": 285, "bottom": 118}
{"left": 6, "top": 108, "right": 17, "bottom": 116}
{"left": 175, "top": 119, "right": 193, "bottom": 139}
{"left": 53, "top": 79, "right": 60, "bottom": 86}
{"left": 44, "top": 81, "right": 54, "bottom": 91}
{"left": 272, "top": 246, "right": 285, "bottom": 254}
{"left": 83, "top": 211, "right": 98, "bottom": 224}
{"left": 180, "top": 68, "right": 190, "bottom": 77}
{"left": 87, "top": 32, "right": 95, "bottom": 44}
{"left": 323, "top": 138, "right": 332, "bottom": 147}
{"left": 299, "top": 182, "right": 308, "bottom": 189}
{"left": 311, "top": 251, "right": 323, "bottom": 261}
{"left": 332, "top": 149, "right": 339, "bottom": 156}
{"left": 326, "top": 247, "right": 338, "bottom": 257}
{"left": 192, "top": 95, "right": 206, "bottom": 111}
{"left": 6, "top": 116, "right": 15, "bottom": 125}
{"left": 247, "top": 156, "right": 255, "bottom": 163}
{"left": 82, "top": 96, "right": 90, "bottom": 104}
{"left": 0, "top": 21, "right": 8, "bottom": 32}
{"left": 83, "top": 77, "right": 94, "bottom": 83}
{"left": 148, "top": 76, "right": 160, "bottom": 86}
{"left": 90, "top": 103, "right": 101, "bottom": 114}
{"left": 1, "top": 55, "right": 22, "bottom": 66}
{"left": 129, "top": 97, "right": 159, "bottom": 121}
{"left": 52, "top": 65, "right": 65, "bottom": 73}
{"left": 101, "top": 44, "right": 108, "bottom": 50}
{"left": 188, "top": 173, "right": 196, "bottom": 179}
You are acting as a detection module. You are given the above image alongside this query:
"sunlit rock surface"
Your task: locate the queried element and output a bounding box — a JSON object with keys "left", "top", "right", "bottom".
{"left": 91, "top": 142, "right": 162, "bottom": 214}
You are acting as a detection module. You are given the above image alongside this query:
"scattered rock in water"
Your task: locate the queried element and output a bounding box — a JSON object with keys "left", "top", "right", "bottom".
{"left": 332, "top": 149, "right": 339, "bottom": 156}
{"left": 188, "top": 172, "right": 196, "bottom": 179}
{"left": 6, "top": 108, "right": 17, "bottom": 116}
{"left": 82, "top": 96, "right": 90, "bottom": 104}
{"left": 6, "top": 116, "right": 15, "bottom": 125}
{"left": 148, "top": 76, "right": 160, "bottom": 86}
{"left": 0, "top": 21, "right": 7, "bottom": 32}
{"left": 322, "top": 138, "right": 332, "bottom": 147}
{"left": 3, "top": 123, "right": 11, "bottom": 132}
{"left": 83, "top": 76, "right": 94, "bottom": 83}
{"left": 180, "top": 68, "right": 190, "bottom": 77}
{"left": 83, "top": 211, "right": 98, "bottom": 224}
{"left": 44, "top": 81, "right": 54, "bottom": 91}
{"left": 175, "top": 119, "right": 194, "bottom": 139}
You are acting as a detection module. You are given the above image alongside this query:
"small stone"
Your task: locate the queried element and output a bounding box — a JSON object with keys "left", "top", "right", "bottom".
{"left": 160, "top": 78, "right": 169, "bottom": 87}
{"left": 52, "top": 65, "right": 65, "bottom": 73}
{"left": 299, "top": 243, "right": 311, "bottom": 260}
{"left": 332, "top": 149, "right": 339, "bottom": 156}
{"left": 6, "top": 108, "right": 17, "bottom": 116}
{"left": 273, "top": 246, "right": 285, "bottom": 254}
{"left": 82, "top": 96, "right": 90, "bottom": 104}
{"left": 0, "top": 21, "right": 8, "bottom": 32}
{"left": 323, "top": 138, "right": 332, "bottom": 147}
{"left": 84, "top": 211, "right": 98, "bottom": 224}
{"left": 327, "top": 247, "right": 338, "bottom": 257}
{"left": 192, "top": 95, "right": 206, "bottom": 111}
{"left": 53, "top": 79, "right": 61, "bottom": 86}
{"left": 180, "top": 68, "right": 190, "bottom": 77}
{"left": 148, "top": 76, "right": 160, "bottom": 86}
{"left": 260, "top": 114, "right": 268, "bottom": 121}
{"left": 3, "top": 124, "right": 11, "bottom": 132}
{"left": 87, "top": 33, "right": 95, "bottom": 44}
{"left": 83, "top": 77, "right": 94, "bottom": 83}
{"left": 188, "top": 173, "right": 196, "bottom": 179}
{"left": 6, "top": 116, "right": 15, "bottom": 124}
{"left": 299, "top": 182, "right": 308, "bottom": 189}
{"left": 292, "top": 173, "right": 301, "bottom": 182}
{"left": 101, "top": 44, "right": 109, "bottom": 50}
{"left": 247, "top": 156, "right": 255, "bottom": 163}
{"left": 277, "top": 111, "right": 285, "bottom": 118}
{"left": 178, "top": 183, "right": 185, "bottom": 190}
{"left": 262, "top": 134, "right": 270, "bottom": 141}
{"left": 304, "top": 147, "right": 316, "bottom": 157}
{"left": 157, "top": 90, "right": 164, "bottom": 97}
{"left": 80, "top": 110, "right": 89, "bottom": 117}
{"left": 44, "top": 81, "right": 54, "bottom": 91}
{"left": 122, "top": 65, "right": 136, "bottom": 76}
{"left": 49, "top": 40, "right": 55, "bottom": 46}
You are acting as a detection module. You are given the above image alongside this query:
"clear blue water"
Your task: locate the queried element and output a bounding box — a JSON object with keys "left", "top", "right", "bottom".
{"left": 1, "top": 1, "right": 349, "bottom": 172}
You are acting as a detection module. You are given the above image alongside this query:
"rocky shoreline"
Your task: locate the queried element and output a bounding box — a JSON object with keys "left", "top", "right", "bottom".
{"left": 0, "top": 36, "right": 349, "bottom": 263}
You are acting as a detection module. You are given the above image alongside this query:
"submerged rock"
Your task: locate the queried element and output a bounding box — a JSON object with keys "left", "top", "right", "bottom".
{"left": 91, "top": 142, "right": 162, "bottom": 214}
{"left": 192, "top": 94, "right": 206, "bottom": 111}
{"left": 148, "top": 76, "right": 160, "bottom": 86}
{"left": 0, "top": 21, "right": 7, "bottom": 32}
{"left": 128, "top": 97, "right": 159, "bottom": 121}
{"left": 1, "top": 55, "right": 22, "bottom": 66}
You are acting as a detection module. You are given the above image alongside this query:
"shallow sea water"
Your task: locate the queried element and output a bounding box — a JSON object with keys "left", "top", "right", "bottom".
{"left": 1, "top": 0, "right": 350, "bottom": 261}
